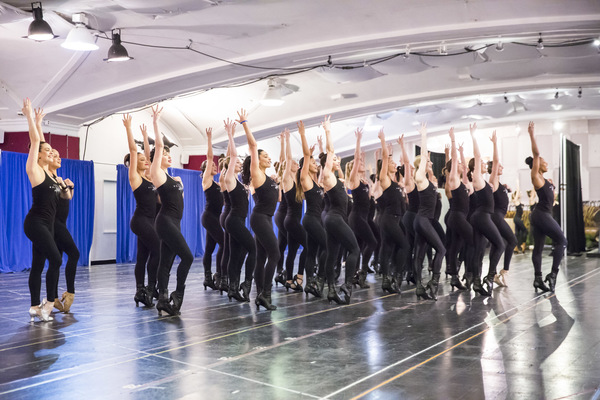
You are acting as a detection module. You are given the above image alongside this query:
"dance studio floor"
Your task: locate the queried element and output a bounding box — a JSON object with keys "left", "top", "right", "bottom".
{"left": 1, "top": 252, "right": 600, "bottom": 399}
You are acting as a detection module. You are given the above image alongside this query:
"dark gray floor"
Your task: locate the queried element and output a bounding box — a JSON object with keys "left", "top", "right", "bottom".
{"left": 1, "top": 252, "right": 600, "bottom": 399}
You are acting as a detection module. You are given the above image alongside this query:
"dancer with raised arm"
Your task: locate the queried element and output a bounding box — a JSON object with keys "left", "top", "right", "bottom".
{"left": 201, "top": 127, "right": 224, "bottom": 291}
{"left": 273, "top": 134, "right": 288, "bottom": 287}
{"left": 526, "top": 122, "right": 567, "bottom": 293}
{"left": 22, "top": 99, "right": 62, "bottom": 321}
{"left": 400, "top": 138, "right": 418, "bottom": 286}
{"left": 320, "top": 116, "right": 360, "bottom": 304}
{"left": 150, "top": 105, "right": 193, "bottom": 316}
{"left": 123, "top": 114, "right": 159, "bottom": 308}
{"left": 238, "top": 110, "right": 280, "bottom": 310}
{"left": 512, "top": 185, "right": 528, "bottom": 254}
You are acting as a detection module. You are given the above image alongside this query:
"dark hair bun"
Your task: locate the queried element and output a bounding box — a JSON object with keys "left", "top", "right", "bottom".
{"left": 525, "top": 156, "right": 533, "bottom": 169}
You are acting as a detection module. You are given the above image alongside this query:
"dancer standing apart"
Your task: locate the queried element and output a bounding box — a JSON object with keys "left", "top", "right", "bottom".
{"left": 468, "top": 126, "right": 505, "bottom": 296}
{"left": 282, "top": 129, "right": 306, "bottom": 292}
{"left": 201, "top": 127, "right": 224, "bottom": 292}
{"left": 297, "top": 121, "right": 327, "bottom": 298}
{"left": 412, "top": 124, "right": 446, "bottom": 300}
{"left": 150, "top": 105, "right": 193, "bottom": 316}
{"left": 376, "top": 131, "right": 409, "bottom": 294}
{"left": 321, "top": 116, "right": 360, "bottom": 305}
{"left": 526, "top": 122, "right": 567, "bottom": 293}
{"left": 23, "top": 99, "right": 62, "bottom": 322}
{"left": 123, "top": 114, "right": 159, "bottom": 308}
{"left": 347, "top": 130, "right": 377, "bottom": 289}
{"left": 238, "top": 110, "right": 280, "bottom": 310}
{"left": 512, "top": 186, "right": 528, "bottom": 254}
{"left": 223, "top": 119, "right": 255, "bottom": 303}
{"left": 488, "top": 134, "right": 518, "bottom": 288}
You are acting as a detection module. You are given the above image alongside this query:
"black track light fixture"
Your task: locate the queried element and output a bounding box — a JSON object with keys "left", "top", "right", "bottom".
{"left": 504, "top": 93, "right": 509, "bottom": 103}
{"left": 554, "top": 90, "right": 559, "bottom": 99}
{"left": 496, "top": 41, "right": 504, "bottom": 52}
{"left": 536, "top": 33, "right": 544, "bottom": 50}
{"left": 578, "top": 87, "right": 582, "bottom": 98}
{"left": 104, "top": 29, "right": 133, "bottom": 62}
{"left": 27, "top": 2, "right": 56, "bottom": 41}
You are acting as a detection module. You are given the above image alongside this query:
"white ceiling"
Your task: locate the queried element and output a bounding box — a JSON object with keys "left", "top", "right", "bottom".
{"left": 1, "top": 0, "right": 599, "bottom": 156}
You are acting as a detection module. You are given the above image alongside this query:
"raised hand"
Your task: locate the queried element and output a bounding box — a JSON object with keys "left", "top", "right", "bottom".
{"left": 34, "top": 108, "right": 46, "bottom": 125}
{"left": 22, "top": 98, "right": 33, "bottom": 118}
{"left": 283, "top": 127, "right": 290, "bottom": 140}
{"left": 490, "top": 130, "right": 497, "bottom": 143}
{"left": 297, "top": 120, "right": 305, "bottom": 134}
{"left": 355, "top": 128, "right": 363, "bottom": 140}
{"left": 317, "top": 135, "right": 323, "bottom": 151}
{"left": 321, "top": 115, "right": 331, "bottom": 132}
{"left": 140, "top": 124, "right": 147, "bottom": 136}
{"left": 458, "top": 142, "right": 464, "bottom": 154}
{"left": 419, "top": 122, "right": 427, "bottom": 136}
{"left": 122, "top": 113, "right": 132, "bottom": 127}
{"left": 205, "top": 127, "right": 212, "bottom": 138}
{"left": 151, "top": 105, "right": 163, "bottom": 123}
{"left": 469, "top": 123, "right": 477, "bottom": 136}
{"left": 378, "top": 128, "right": 385, "bottom": 141}
{"left": 309, "top": 143, "right": 316, "bottom": 154}
{"left": 236, "top": 108, "right": 248, "bottom": 124}
{"left": 448, "top": 127, "right": 455, "bottom": 141}
{"left": 223, "top": 118, "right": 236, "bottom": 135}
{"left": 397, "top": 134, "right": 405, "bottom": 145}
{"left": 528, "top": 121, "right": 535, "bottom": 135}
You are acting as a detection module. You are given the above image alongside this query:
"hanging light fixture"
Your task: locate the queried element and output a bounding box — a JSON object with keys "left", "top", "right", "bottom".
{"left": 259, "top": 79, "right": 284, "bottom": 107}
{"left": 61, "top": 13, "right": 98, "bottom": 51}
{"left": 536, "top": 33, "right": 544, "bottom": 50}
{"left": 104, "top": 29, "right": 133, "bottom": 62}
{"left": 495, "top": 40, "right": 504, "bottom": 52}
{"left": 27, "top": 2, "right": 56, "bottom": 41}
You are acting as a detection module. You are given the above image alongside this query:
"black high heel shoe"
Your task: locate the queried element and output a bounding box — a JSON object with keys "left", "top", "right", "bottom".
{"left": 304, "top": 277, "right": 322, "bottom": 298}
{"left": 316, "top": 276, "right": 326, "bottom": 297}
{"left": 405, "top": 271, "right": 417, "bottom": 285}
{"left": 462, "top": 273, "right": 473, "bottom": 291}
{"left": 134, "top": 285, "right": 154, "bottom": 307}
{"left": 203, "top": 271, "right": 218, "bottom": 291}
{"left": 327, "top": 284, "right": 343, "bottom": 304}
{"left": 170, "top": 288, "right": 184, "bottom": 314}
{"left": 472, "top": 277, "right": 491, "bottom": 297}
{"left": 290, "top": 274, "right": 304, "bottom": 292}
{"left": 147, "top": 284, "right": 159, "bottom": 300}
{"left": 415, "top": 282, "right": 432, "bottom": 300}
{"left": 544, "top": 272, "right": 557, "bottom": 293}
{"left": 240, "top": 279, "right": 252, "bottom": 302}
{"left": 157, "top": 293, "right": 178, "bottom": 316}
{"left": 382, "top": 275, "right": 399, "bottom": 294}
{"left": 255, "top": 289, "right": 277, "bottom": 311}
{"left": 533, "top": 276, "right": 550, "bottom": 293}
{"left": 426, "top": 276, "right": 439, "bottom": 301}
{"left": 219, "top": 276, "right": 229, "bottom": 296}
{"left": 274, "top": 270, "right": 286, "bottom": 287}
{"left": 228, "top": 280, "right": 245, "bottom": 302}
{"left": 339, "top": 282, "right": 352, "bottom": 305}
{"left": 353, "top": 271, "right": 370, "bottom": 289}
{"left": 482, "top": 275, "right": 494, "bottom": 293}
{"left": 450, "top": 275, "right": 467, "bottom": 291}
{"left": 213, "top": 272, "right": 221, "bottom": 290}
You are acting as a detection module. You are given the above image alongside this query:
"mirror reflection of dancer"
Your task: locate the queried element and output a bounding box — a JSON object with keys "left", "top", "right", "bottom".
{"left": 123, "top": 114, "right": 159, "bottom": 308}
{"left": 150, "top": 106, "right": 193, "bottom": 316}
{"left": 526, "top": 122, "right": 567, "bottom": 293}
{"left": 511, "top": 187, "right": 528, "bottom": 254}
{"left": 22, "top": 99, "right": 62, "bottom": 322}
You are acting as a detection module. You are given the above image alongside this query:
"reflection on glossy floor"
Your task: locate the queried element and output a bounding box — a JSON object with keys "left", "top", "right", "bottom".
{"left": 1, "top": 252, "right": 600, "bottom": 399}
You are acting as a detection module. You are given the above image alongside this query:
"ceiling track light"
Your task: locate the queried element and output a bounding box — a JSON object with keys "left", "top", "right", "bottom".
{"left": 536, "top": 33, "right": 544, "bottom": 50}
{"left": 504, "top": 93, "right": 509, "bottom": 103}
{"left": 27, "top": 2, "right": 56, "bottom": 41}
{"left": 259, "top": 78, "right": 284, "bottom": 107}
{"left": 495, "top": 40, "right": 504, "bottom": 52}
{"left": 439, "top": 42, "right": 448, "bottom": 56}
{"left": 578, "top": 87, "right": 582, "bottom": 98}
{"left": 554, "top": 90, "right": 559, "bottom": 99}
{"left": 61, "top": 13, "right": 98, "bottom": 51}
{"left": 403, "top": 45, "right": 411, "bottom": 59}
{"left": 104, "top": 29, "right": 133, "bottom": 62}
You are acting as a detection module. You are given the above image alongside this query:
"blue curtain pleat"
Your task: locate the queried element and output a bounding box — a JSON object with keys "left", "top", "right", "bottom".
{"left": 0, "top": 151, "right": 95, "bottom": 272}
{"left": 116, "top": 164, "right": 137, "bottom": 263}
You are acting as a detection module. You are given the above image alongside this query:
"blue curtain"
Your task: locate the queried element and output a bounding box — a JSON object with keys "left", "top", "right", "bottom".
{"left": 117, "top": 166, "right": 207, "bottom": 263}
{"left": 0, "top": 151, "right": 95, "bottom": 272}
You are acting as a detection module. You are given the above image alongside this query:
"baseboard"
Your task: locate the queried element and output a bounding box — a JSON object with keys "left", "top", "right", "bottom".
{"left": 90, "top": 259, "right": 117, "bottom": 265}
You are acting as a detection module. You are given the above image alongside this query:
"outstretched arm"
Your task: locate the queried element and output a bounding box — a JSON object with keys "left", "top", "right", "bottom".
{"left": 458, "top": 143, "right": 469, "bottom": 188}
{"left": 149, "top": 105, "right": 166, "bottom": 187}
{"left": 448, "top": 128, "right": 459, "bottom": 190}
{"left": 378, "top": 129, "right": 390, "bottom": 188}
{"left": 282, "top": 128, "right": 294, "bottom": 191}
{"left": 528, "top": 121, "right": 544, "bottom": 189}
{"left": 123, "top": 114, "right": 142, "bottom": 188}
{"left": 202, "top": 127, "right": 214, "bottom": 189}
{"left": 415, "top": 123, "right": 428, "bottom": 189}
{"left": 24, "top": 99, "right": 44, "bottom": 186}
{"left": 469, "top": 123, "right": 484, "bottom": 190}
{"left": 140, "top": 124, "right": 152, "bottom": 173}
{"left": 489, "top": 130, "right": 500, "bottom": 190}
{"left": 237, "top": 108, "right": 265, "bottom": 188}
{"left": 347, "top": 128, "right": 362, "bottom": 190}
{"left": 224, "top": 119, "right": 238, "bottom": 191}
{"left": 297, "top": 121, "right": 313, "bottom": 190}
{"left": 34, "top": 107, "right": 46, "bottom": 143}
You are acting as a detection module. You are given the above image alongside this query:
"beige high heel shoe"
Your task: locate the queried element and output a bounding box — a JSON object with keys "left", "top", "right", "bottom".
{"left": 54, "top": 297, "right": 65, "bottom": 312}
{"left": 61, "top": 292, "right": 75, "bottom": 313}
{"left": 493, "top": 270, "right": 509, "bottom": 287}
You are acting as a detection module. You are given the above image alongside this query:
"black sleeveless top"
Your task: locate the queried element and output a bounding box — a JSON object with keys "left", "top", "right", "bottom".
{"left": 417, "top": 181, "right": 437, "bottom": 219}
{"left": 515, "top": 204, "right": 523, "bottom": 219}
{"left": 222, "top": 190, "right": 231, "bottom": 216}
{"left": 157, "top": 174, "right": 184, "bottom": 220}
{"left": 229, "top": 180, "right": 249, "bottom": 219}
{"left": 252, "top": 174, "right": 279, "bottom": 217}
{"left": 276, "top": 190, "right": 288, "bottom": 217}
{"left": 535, "top": 179, "right": 554, "bottom": 213}
{"left": 475, "top": 183, "right": 494, "bottom": 214}
{"left": 350, "top": 181, "right": 370, "bottom": 217}
{"left": 407, "top": 188, "right": 420, "bottom": 213}
{"left": 55, "top": 197, "right": 70, "bottom": 225}
{"left": 493, "top": 183, "right": 509, "bottom": 216}
{"left": 326, "top": 179, "right": 348, "bottom": 217}
{"left": 380, "top": 181, "right": 405, "bottom": 216}
{"left": 304, "top": 182, "right": 324, "bottom": 217}
{"left": 450, "top": 182, "right": 469, "bottom": 214}
{"left": 204, "top": 180, "right": 223, "bottom": 215}
{"left": 285, "top": 183, "right": 303, "bottom": 219}
{"left": 133, "top": 178, "right": 157, "bottom": 219}
{"left": 29, "top": 171, "right": 61, "bottom": 225}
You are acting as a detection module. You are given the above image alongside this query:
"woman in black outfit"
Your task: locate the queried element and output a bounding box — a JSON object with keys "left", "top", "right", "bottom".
{"left": 412, "top": 124, "right": 446, "bottom": 300}
{"left": 297, "top": 121, "right": 327, "bottom": 298}
{"left": 49, "top": 148, "right": 80, "bottom": 312}
{"left": 282, "top": 129, "right": 306, "bottom": 291}
{"left": 218, "top": 155, "right": 231, "bottom": 294}
{"left": 321, "top": 116, "right": 360, "bottom": 305}
{"left": 23, "top": 99, "right": 62, "bottom": 322}
{"left": 376, "top": 131, "right": 409, "bottom": 294}
{"left": 150, "top": 106, "right": 193, "bottom": 316}
{"left": 201, "top": 127, "right": 224, "bottom": 291}
{"left": 238, "top": 110, "right": 280, "bottom": 310}
{"left": 123, "top": 114, "right": 159, "bottom": 308}
{"left": 512, "top": 188, "right": 528, "bottom": 254}
{"left": 223, "top": 119, "right": 255, "bottom": 303}
{"left": 444, "top": 128, "right": 470, "bottom": 291}
{"left": 402, "top": 152, "right": 418, "bottom": 286}
{"left": 347, "top": 129, "right": 376, "bottom": 289}
{"left": 273, "top": 140, "right": 288, "bottom": 287}
{"left": 467, "top": 126, "right": 506, "bottom": 296}
{"left": 527, "top": 122, "right": 567, "bottom": 293}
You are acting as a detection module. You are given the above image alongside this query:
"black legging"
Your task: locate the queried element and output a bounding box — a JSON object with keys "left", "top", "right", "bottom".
{"left": 491, "top": 212, "right": 518, "bottom": 271}
{"left": 413, "top": 215, "right": 446, "bottom": 279}
{"left": 225, "top": 214, "right": 256, "bottom": 283}
{"left": 54, "top": 221, "right": 80, "bottom": 294}
{"left": 284, "top": 215, "right": 306, "bottom": 279}
{"left": 446, "top": 211, "right": 473, "bottom": 276}
{"left": 219, "top": 209, "right": 230, "bottom": 279}
{"left": 530, "top": 209, "right": 567, "bottom": 276}
{"left": 24, "top": 217, "right": 62, "bottom": 305}
{"left": 469, "top": 210, "right": 505, "bottom": 277}
{"left": 349, "top": 212, "right": 377, "bottom": 272}
{"left": 324, "top": 213, "right": 359, "bottom": 284}
{"left": 402, "top": 211, "right": 417, "bottom": 276}
{"left": 378, "top": 214, "right": 408, "bottom": 276}
{"left": 250, "top": 212, "right": 280, "bottom": 294}
{"left": 155, "top": 214, "right": 193, "bottom": 294}
{"left": 275, "top": 209, "right": 287, "bottom": 274}
{"left": 514, "top": 216, "right": 528, "bottom": 248}
{"left": 130, "top": 214, "right": 159, "bottom": 288}
{"left": 368, "top": 217, "right": 381, "bottom": 266}
{"left": 202, "top": 211, "right": 224, "bottom": 275}
{"left": 302, "top": 213, "right": 327, "bottom": 278}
